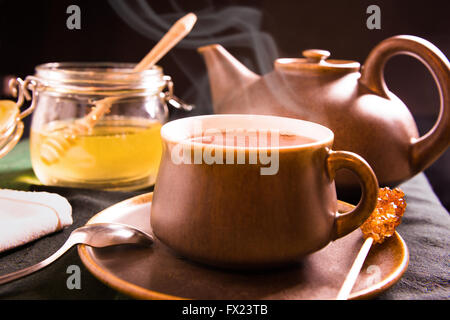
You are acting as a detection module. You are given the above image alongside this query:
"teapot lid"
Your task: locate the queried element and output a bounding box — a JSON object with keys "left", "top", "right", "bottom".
{"left": 275, "top": 49, "right": 360, "bottom": 73}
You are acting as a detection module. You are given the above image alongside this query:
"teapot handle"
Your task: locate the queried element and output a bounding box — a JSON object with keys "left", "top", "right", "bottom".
{"left": 360, "top": 35, "right": 450, "bottom": 174}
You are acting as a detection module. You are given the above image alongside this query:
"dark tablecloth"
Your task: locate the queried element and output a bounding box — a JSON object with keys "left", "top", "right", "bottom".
{"left": 0, "top": 141, "right": 448, "bottom": 300}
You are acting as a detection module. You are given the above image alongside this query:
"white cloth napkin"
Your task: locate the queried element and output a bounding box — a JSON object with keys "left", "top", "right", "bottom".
{"left": 0, "top": 189, "right": 72, "bottom": 253}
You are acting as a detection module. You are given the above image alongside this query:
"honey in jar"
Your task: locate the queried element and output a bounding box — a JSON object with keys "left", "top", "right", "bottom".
{"left": 31, "top": 117, "right": 162, "bottom": 190}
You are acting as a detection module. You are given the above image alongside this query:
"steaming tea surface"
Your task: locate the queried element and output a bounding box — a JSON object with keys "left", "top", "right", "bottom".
{"left": 188, "top": 130, "right": 317, "bottom": 148}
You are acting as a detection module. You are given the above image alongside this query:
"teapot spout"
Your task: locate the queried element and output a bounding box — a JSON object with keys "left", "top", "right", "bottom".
{"left": 198, "top": 44, "right": 260, "bottom": 108}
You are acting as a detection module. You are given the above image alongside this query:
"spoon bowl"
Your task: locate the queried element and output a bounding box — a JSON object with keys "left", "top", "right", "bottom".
{"left": 0, "top": 223, "right": 153, "bottom": 285}
{"left": 73, "top": 223, "right": 154, "bottom": 248}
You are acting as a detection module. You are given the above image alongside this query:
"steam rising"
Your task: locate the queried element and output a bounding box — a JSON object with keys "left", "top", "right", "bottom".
{"left": 108, "top": 0, "right": 279, "bottom": 115}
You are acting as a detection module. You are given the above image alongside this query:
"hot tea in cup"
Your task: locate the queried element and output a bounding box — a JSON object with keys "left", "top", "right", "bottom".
{"left": 151, "top": 114, "right": 379, "bottom": 269}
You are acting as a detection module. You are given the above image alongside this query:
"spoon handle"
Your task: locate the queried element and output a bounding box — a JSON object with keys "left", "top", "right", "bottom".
{"left": 0, "top": 237, "right": 78, "bottom": 285}
{"left": 134, "top": 13, "right": 197, "bottom": 71}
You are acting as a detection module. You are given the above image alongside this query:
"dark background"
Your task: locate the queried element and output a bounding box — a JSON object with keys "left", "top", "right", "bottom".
{"left": 0, "top": 0, "right": 449, "bottom": 210}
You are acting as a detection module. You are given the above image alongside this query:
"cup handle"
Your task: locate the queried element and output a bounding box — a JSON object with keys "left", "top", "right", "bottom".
{"left": 326, "top": 150, "right": 379, "bottom": 240}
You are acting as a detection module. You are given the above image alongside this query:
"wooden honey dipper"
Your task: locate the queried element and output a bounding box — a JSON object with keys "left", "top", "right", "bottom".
{"left": 336, "top": 187, "right": 407, "bottom": 300}
{"left": 40, "top": 13, "right": 197, "bottom": 165}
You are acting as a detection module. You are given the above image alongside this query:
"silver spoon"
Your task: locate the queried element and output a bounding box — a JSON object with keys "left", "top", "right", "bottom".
{"left": 0, "top": 223, "right": 153, "bottom": 285}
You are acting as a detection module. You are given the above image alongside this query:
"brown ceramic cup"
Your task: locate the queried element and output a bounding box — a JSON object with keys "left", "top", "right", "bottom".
{"left": 151, "top": 115, "right": 379, "bottom": 269}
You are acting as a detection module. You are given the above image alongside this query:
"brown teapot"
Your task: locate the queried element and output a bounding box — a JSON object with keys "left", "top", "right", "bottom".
{"left": 198, "top": 35, "right": 450, "bottom": 189}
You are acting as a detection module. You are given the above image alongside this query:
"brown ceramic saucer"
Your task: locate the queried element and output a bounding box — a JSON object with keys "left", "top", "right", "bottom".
{"left": 78, "top": 193, "right": 408, "bottom": 300}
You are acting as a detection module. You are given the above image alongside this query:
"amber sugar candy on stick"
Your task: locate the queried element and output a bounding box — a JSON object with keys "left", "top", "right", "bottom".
{"left": 336, "top": 187, "right": 407, "bottom": 300}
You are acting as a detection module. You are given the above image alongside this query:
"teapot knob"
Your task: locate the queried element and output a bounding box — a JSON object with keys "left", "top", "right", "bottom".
{"left": 302, "top": 49, "right": 331, "bottom": 63}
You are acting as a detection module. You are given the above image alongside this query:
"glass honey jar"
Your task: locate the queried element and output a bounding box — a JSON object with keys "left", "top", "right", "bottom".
{"left": 12, "top": 62, "right": 192, "bottom": 191}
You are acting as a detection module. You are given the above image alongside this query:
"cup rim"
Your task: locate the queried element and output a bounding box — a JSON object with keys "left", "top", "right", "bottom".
{"left": 161, "top": 114, "right": 334, "bottom": 150}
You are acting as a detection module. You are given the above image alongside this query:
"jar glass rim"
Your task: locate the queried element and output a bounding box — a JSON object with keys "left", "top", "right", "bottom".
{"left": 33, "top": 62, "right": 165, "bottom": 92}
